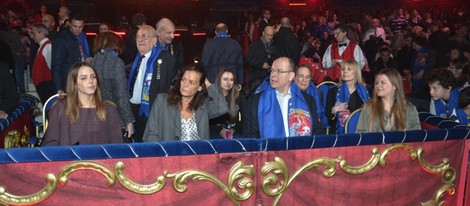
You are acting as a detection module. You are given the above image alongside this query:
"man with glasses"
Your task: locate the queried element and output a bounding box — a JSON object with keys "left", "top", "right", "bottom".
{"left": 243, "top": 57, "right": 324, "bottom": 138}
{"left": 128, "top": 25, "right": 177, "bottom": 142}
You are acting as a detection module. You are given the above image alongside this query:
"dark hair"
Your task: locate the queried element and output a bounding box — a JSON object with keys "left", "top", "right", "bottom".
{"left": 93, "top": 32, "right": 124, "bottom": 55}
{"left": 167, "top": 65, "right": 208, "bottom": 111}
{"left": 449, "top": 58, "right": 467, "bottom": 69}
{"left": 216, "top": 67, "right": 239, "bottom": 122}
{"left": 131, "top": 13, "right": 146, "bottom": 26}
{"left": 379, "top": 47, "right": 391, "bottom": 54}
{"left": 333, "top": 23, "right": 348, "bottom": 33}
{"left": 412, "top": 35, "right": 428, "bottom": 47}
{"left": 70, "top": 13, "right": 84, "bottom": 22}
{"left": 428, "top": 69, "right": 455, "bottom": 89}
{"left": 458, "top": 87, "right": 470, "bottom": 108}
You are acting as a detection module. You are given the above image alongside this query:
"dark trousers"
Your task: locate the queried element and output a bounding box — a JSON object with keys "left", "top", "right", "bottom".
{"left": 36, "top": 80, "right": 55, "bottom": 105}
{"left": 131, "top": 103, "right": 147, "bottom": 142}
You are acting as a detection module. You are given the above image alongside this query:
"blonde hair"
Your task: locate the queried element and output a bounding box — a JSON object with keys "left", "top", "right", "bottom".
{"left": 338, "top": 59, "right": 365, "bottom": 86}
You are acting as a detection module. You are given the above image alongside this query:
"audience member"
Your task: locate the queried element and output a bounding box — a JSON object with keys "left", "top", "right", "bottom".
{"left": 428, "top": 69, "right": 460, "bottom": 119}
{"left": 326, "top": 60, "right": 369, "bottom": 134}
{"left": 274, "top": 17, "right": 300, "bottom": 66}
{"left": 98, "top": 22, "right": 111, "bottom": 33}
{"left": 155, "top": 18, "right": 184, "bottom": 72}
{"left": 143, "top": 65, "right": 228, "bottom": 142}
{"left": 362, "top": 18, "right": 386, "bottom": 43}
{"left": 41, "top": 14, "right": 57, "bottom": 40}
{"left": 246, "top": 26, "right": 279, "bottom": 82}
{"left": 456, "top": 87, "right": 470, "bottom": 125}
{"left": 447, "top": 58, "right": 468, "bottom": 88}
{"left": 127, "top": 25, "right": 177, "bottom": 142}
{"left": 122, "top": 12, "right": 146, "bottom": 65}
{"left": 52, "top": 14, "right": 91, "bottom": 94}
{"left": 209, "top": 67, "right": 242, "bottom": 139}
{"left": 356, "top": 68, "right": 421, "bottom": 132}
{"left": 0, "top": 61, "right": 19, "bottom": 119}
{"left": 322, "top": 24, "right": 366, "bottom": 81}
{"left": 243, "top": 57, "right": 324, "bottom": 138}
{"left": 91, "top": 32, "right": 135, "bottom": 138}
{"left": 42, "top": 62, "right": 123, "bottom": 146}
{"left": 294, "top": 64, "right": 329, "bottom": 128}
{"left": 411, "top": 35, "right": 435, "bottom": 99}
{"left": 57, "top": 6, "right": 71, "bottom": 32}
{"left": 30, "top": 24, "right": 54, "bottom": 105}
{"left": 202, "top": 23, "right": 244, "bottom": 84}
{"left": 258, "top": 9, "right": 271, "bottom": 39}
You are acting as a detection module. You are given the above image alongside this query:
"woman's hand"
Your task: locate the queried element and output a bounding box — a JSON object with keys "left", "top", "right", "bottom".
{"left": 332, "top": 102, "right": 348, "bottom": 114}
{"left": 126, "top": 123, "right": 134, "bottom": 138}
{"left": 219, "top": 128, "right": 234, "bottom": 139}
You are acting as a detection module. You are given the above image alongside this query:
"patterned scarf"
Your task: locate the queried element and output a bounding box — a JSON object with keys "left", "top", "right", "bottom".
{"left": 215, "top": 31, "right": 229, "bottom": 38}
{"left": 258, "top": 82, "right": 312, "bottom": 138}
{"left": 335, "top": 81, "right": 369, "bottom": 134}
{"left": 127, "top": 45, "right": 163, "bottom": 117}
{"left": 304, "top": 83, "right": 329, "bottom": 128}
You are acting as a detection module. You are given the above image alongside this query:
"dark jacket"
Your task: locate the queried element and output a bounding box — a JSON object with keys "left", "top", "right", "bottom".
{"left": 246, "top": 38, "right": 280, "bottom": 82}
{"left": 0, "top": 61, "right": 19, "bottom": 113}
{"left": 51, "top": 29, "right": 83, "bottom": 92}
{"left": 274, "top": 27, "right": 301, "bottom": 65}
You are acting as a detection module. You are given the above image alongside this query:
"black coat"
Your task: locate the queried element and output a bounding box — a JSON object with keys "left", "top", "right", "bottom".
{"left": 246, "top": 39, "right": 279, "bottom": 82}
{"left": 0, "top": 61, "right": 19, "bottom": 113}
{"left": 274, "top": 27, "right": 300, "bottom": 65}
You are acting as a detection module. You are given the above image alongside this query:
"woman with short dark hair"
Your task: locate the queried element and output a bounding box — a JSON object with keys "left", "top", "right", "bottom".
{"left": 143, "top": 65, "right": 228, "bottom": 142}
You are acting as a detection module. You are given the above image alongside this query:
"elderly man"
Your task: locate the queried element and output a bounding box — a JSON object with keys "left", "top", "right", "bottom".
{"left": 155, "top": 18, "right": 184, "bottom": 72}
{"left": 246, "top": 26, "right": 279, "bottom": 82}
{"left": 30, "top": 24, "right": 54, "bottom": 105}
{"left": 202, "top": 23, "right": 243, "bottom": 84}
{"left": 322, "top": 24, "right": 366, "bottom": 81}
{"left": 127, "top": 25, "right": 177, "bottom": 142}
{"left": 57, "top": 6, "right": 71, "bottom": 32}
{"left": 51, "top": 14, "right": 90, "bottom": 94}
{"left": 243, "top": 57, "right": 324, "bottom": 138}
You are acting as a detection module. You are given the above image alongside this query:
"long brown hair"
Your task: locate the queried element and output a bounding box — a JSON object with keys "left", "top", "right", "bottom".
{"left": 368, "top": 68, "right": 407, "bottom": 131}
{"left": 167, "top": 65, "right": 208, "bottom": 111}
{"left": 216, "top": 67, "right": 239, "bottom": 122}
{"left": 65, "top": 62, "right": 107, "bottom": 123}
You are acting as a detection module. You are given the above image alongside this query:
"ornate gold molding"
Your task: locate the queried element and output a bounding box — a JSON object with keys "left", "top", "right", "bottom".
{"left": 261, "top": 143, "right": 456, "bottom": 206}
{"left": 0, "top": 143, "right": 458, "bottom": 205}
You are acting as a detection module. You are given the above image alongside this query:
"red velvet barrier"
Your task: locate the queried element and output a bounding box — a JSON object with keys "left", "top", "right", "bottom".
{"left": 0, "top": 111, "right": 33, "bottom": 148}
{"left": 0, "top": 140, "right": 468, "bottom": 206}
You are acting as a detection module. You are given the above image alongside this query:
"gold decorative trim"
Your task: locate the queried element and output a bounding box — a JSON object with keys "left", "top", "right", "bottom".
{"left": 58, "top": 161, "right": 115, "bottom": 186}
{"left": 0, "top": 174, "right": 57, "bottom": 205}
{"left": 114, "top": 161, "right": 167, "bottom": 194}
{"left": 262, "top": 143, "right": 456, "bottom": 206}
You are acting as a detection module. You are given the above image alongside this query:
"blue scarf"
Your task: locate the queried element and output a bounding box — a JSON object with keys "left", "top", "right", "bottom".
{"left": 456, "top": 108, "right": 470, "bottom": 126}
{"left": 304, "top": 83, "right": 329, "bottom": 128}
{"left": 78, "top": 32, "right": 90, "bottom": 58}
{"left": 98, "top": 48, "right": 117, "bottom": 56}
{"left": 335, "top": 81, "right": 369, "bottom": 134}
{"left": 258, "top": 82, "right": 313, "bottom": 138}
{"left": 255, "top": 76, "right": 270, "bottom": 94}
{"left": 433, "top": 87, "right": 459, "bottom": 118}
{"left": 216, "top": 31, "right": 229, "bottom": 38}
{"left": 127, "top": 45, "right": 163, "bottom": 117}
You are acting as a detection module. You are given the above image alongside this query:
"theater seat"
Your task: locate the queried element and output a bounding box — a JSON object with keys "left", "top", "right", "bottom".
{"left": 345, "top": 109, "right": 361, "bottom": 134}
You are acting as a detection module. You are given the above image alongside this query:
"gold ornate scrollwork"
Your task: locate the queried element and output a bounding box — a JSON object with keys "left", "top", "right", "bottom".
{"left": 58, "top": 161, "right": 115, "bottom": 186}
{"left": 0, "top": 174, "right": 57, "bottom": 205}
{"left": 263, "top": 143, "right": 457, "bottom": 206}
{"left": 115, "top": 161, "right": 167, "bottom": 194}
{"left": 165, "top": 161, "right": 255, "bottom": 206}
{"left": 339, "top": 148, "right": 380, "bottom": 175}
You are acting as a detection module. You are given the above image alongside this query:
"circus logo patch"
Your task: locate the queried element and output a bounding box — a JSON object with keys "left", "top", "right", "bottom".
{"left": 288, "top": 109, "right": 312, "bottom": 136}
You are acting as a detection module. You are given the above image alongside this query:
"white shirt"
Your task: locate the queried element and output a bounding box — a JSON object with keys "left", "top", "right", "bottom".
{"left": 38, "top": 38, "right": 52, "bottom": 69}
{"left": 275, "top": 88, "right": 292, "bottom": 137}
{"left": 322, "top": 39, "right": 366, "bottom": 70}
{"left": 130, "top": 50, "right": 152, "bottom": 104}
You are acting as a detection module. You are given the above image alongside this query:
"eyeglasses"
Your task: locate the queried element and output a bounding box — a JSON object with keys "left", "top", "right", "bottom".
{"left": 297, "top": 75, "right": 311, "bottom": 81}
{"left": 181, "top": 78, "right": 198, "bottom": 86}
{"left": 269, "top": 68, "right": 292, "bottom": 74}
